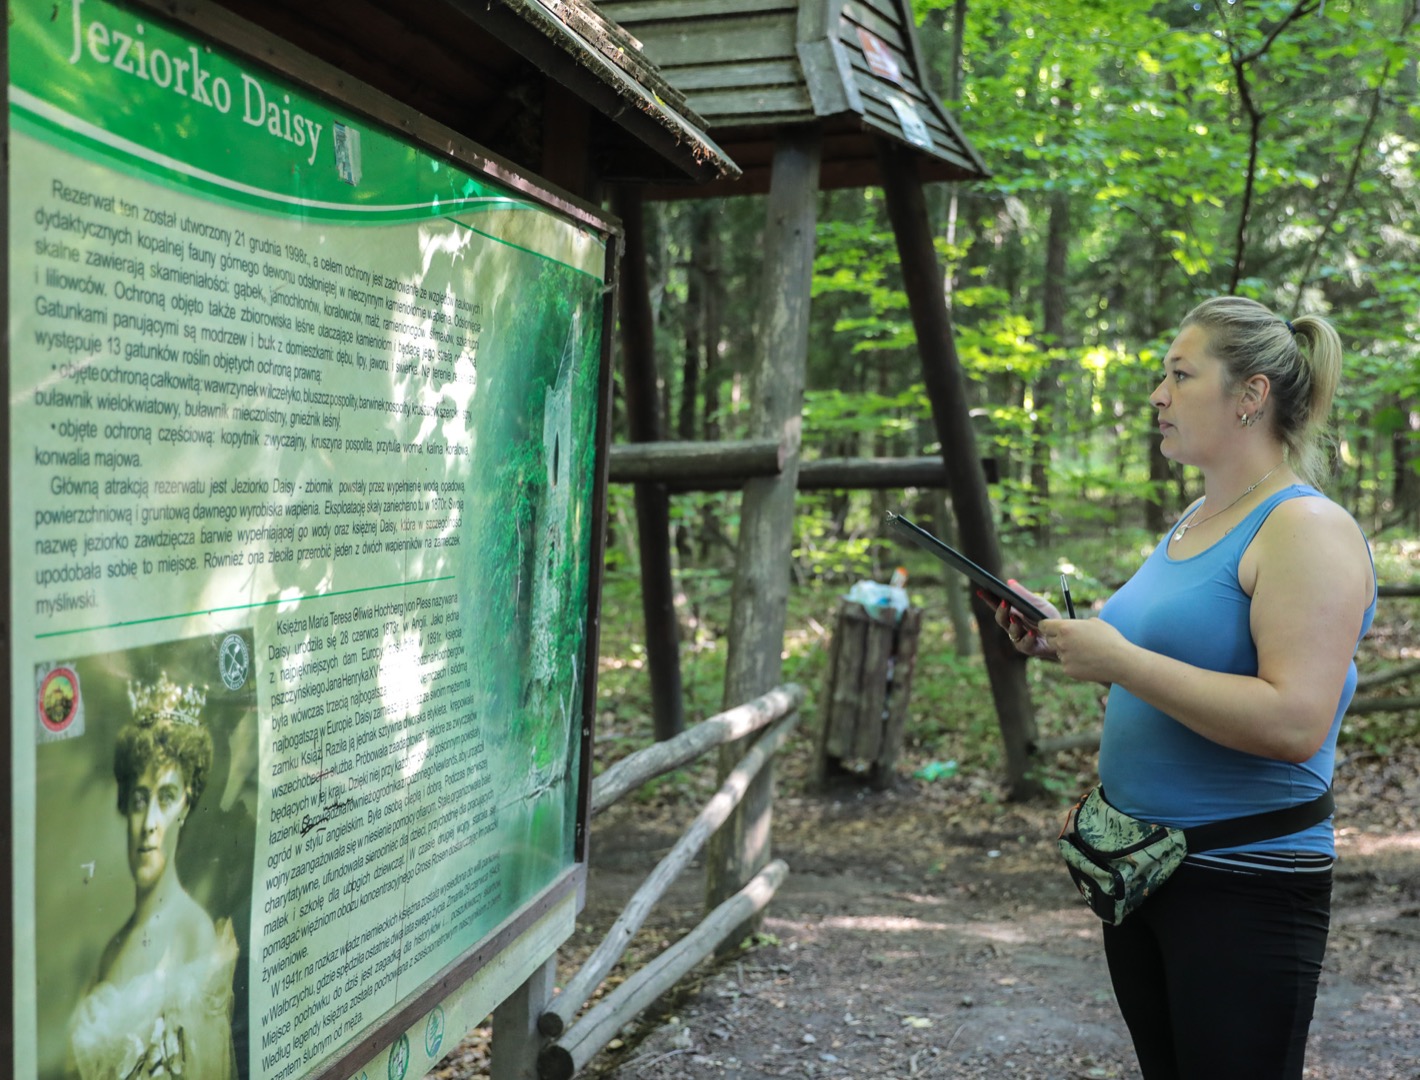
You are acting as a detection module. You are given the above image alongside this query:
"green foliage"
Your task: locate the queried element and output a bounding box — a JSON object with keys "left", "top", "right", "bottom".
{"left": 599, "top": 1, "right": 1420, "bottom": 779}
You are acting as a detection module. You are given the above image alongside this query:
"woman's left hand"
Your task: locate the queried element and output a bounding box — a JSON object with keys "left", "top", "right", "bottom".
{"left": 1037, "top": 617, "right": 1132, "bottom": 685}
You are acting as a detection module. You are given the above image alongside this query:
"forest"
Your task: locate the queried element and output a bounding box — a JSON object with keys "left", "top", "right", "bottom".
{"left": 432, "top": 3, "right": 1420, "bottom": 1076}
{"left": 595, "top": 0, "right": 1420, "bottom": 792}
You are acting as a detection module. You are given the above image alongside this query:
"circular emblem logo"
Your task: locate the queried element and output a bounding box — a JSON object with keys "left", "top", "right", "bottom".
{"left": 424, "top": 1005, "right": 445, "bottom": 1058}
{"left": 387, "top": 1033, "right": 410, "bottom": 1080}
{"left": 38, "top": 667, "right": 79, "bottom": 733}
{"left": 219, "top": 633, "right": 251, "bottom": 691}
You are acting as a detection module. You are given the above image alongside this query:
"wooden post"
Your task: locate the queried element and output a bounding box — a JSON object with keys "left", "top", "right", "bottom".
{"left": 706, "top": 126, "right": 822, "bottom": 916}
{"left": 613, "top": 186, "right": 685, "bottom": 740}
{"left": 875, "top": 138, "right": 1042, "bottom": 800}
{"left": 491, "top": 957, "right": 555, "bottom": 1080}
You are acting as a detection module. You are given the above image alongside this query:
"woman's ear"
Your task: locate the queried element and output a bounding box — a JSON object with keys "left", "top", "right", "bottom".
{"left": 1239, "top": 373, "right": 1271, "bottom": 411}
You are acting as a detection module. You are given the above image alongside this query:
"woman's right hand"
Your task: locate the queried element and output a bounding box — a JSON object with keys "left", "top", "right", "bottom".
{"left": 986, "top": 583, "right": 1061, "bottom": 660}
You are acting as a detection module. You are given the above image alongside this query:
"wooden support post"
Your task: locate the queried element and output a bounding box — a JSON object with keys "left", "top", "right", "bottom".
{"left": 613, "top": 186, "right": 685, "bottom": 741}
{"left": 706, "top": 126, "right": 822, "bottom": 917}
{"left": 875, "top": 137, "right": 1042, "bottom": 800}
{"left": 491, "top": 957, "right": 556, "bottom": 1080}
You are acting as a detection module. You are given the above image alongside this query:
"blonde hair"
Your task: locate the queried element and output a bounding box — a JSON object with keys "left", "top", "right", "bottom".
{"left": 1180, "top": 296, "right": 1343, "bottom": 487}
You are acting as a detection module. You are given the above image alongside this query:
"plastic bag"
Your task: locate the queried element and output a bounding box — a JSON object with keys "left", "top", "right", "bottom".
{"left": 843, "top": 579, "right": 910, "bottom": 623}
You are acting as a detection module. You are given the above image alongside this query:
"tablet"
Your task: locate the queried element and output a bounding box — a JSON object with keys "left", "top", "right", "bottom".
{"left": 884, "top": 512, "right": 1052, "bottom": 626}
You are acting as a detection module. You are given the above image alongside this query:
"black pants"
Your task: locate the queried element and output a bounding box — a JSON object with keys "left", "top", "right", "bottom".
{"left": 1102, "top": 859, "right": 1332, "bottom": 1080}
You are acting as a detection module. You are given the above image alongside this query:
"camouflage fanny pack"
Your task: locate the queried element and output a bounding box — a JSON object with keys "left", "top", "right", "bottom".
{"left": 1058, "top": 785, "right": 1336, "bottom": 926}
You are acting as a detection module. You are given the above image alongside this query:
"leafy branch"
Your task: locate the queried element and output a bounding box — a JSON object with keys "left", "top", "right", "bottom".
{"left": 1211, "top": 0, "right": 1322, "bottom": 293}
{"left": 1290, "top": 0, "right": 1420, "bottom": 312}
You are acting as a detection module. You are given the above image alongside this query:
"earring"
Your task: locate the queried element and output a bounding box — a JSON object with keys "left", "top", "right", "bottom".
{"left": 1239, "top": 413, "right": 1254, "bottom": 427}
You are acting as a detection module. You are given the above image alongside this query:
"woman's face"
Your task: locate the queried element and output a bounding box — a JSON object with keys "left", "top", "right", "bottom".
{"left": 126, "top": 760, "right": 188, "bottom": 891}
{"left": 1149, "top": 324, "right": 1240, "bottom": 467}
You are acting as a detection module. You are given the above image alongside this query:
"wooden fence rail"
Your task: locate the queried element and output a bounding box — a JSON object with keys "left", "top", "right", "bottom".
{"left": 511, "top": 682, "right": 803, "bottom": 1078}
{"left": 606, "top": 445, "right": 960, "bottom": 493}
{"left": 591, "top": 684, "right": 805, "bottom": 814}
{"left": 540, "top": 704, "right": 801, "bottom": 1038}
{"left": 536, "top": 860, "right": 788, "bottom": 1080}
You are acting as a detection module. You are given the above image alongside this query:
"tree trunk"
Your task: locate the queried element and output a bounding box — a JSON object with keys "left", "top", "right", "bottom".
{"left": 1143, "top": 234, "right": 1173, "bottom": 535}
{"left": 1031, "top": 187, "right": 1071, "bottom": 542}
{"left": 674, "top": 205, "right": 710, "bottom": 560}
{"left": 679, "top": 204, "right": 708, "bottom": 444}
{"left": 1391, "top": 399, "right": 1420, "bottom": 530}
{"left": 875, "top": 138, "right": 1042, "bottom": 801}
{"left": 932, "top": 493, "right": 975, "bottom": 658}
{"left": 700, "top": 204, "right": 725, "bottom": 560}
{"left": 613, "top": 187, "right": 684, "bottom": 741}
{"left": 706, "top": 128, "right": 822, "bottom": 915}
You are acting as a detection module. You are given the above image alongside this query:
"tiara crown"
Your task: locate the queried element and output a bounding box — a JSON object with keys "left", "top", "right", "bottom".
{"left": 128, "top": 673, "right": 207, "bottom": 728}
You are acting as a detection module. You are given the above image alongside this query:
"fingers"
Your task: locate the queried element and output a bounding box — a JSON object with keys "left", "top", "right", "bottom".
{"left": 990, "top": 598, "right": 1036, "bottom": 650}
{"left": 980, "top": 592, "right": 1024, "bottom": 630}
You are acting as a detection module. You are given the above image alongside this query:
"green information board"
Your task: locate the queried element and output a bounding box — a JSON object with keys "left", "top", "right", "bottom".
{"left": 7, "top": 1, "right": 610, "bottom": 1076}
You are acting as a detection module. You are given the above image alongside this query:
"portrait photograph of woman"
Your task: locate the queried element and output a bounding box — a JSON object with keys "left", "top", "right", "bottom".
{"left": 34, "top": 631, "right": 258, "bottom": 1080}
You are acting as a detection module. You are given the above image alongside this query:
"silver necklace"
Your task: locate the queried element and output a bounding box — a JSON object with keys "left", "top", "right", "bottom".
{"left": 1170, "top": 463, "right": 1282, "bottom": 544}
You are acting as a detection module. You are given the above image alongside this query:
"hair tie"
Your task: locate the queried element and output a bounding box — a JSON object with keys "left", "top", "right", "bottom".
{"left": 1284, "top": 319, "right": 1296, "bottom": 334}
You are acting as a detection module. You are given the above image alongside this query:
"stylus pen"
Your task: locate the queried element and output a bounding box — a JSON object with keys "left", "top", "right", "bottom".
{"left": 1060, "top": 574, "right": 1077, "bottom": 619}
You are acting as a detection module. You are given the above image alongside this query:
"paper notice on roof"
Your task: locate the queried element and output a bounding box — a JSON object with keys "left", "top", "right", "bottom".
{"left": 887, "top": 92, "right": 934, "bottom": 151}
{"left": 857, "top": 27, "right": 903, "bottom": 85}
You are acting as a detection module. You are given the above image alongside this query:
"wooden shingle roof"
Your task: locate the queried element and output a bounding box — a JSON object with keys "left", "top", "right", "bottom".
{"left": 596, "top": 0, "right": 989, "bottom": 196}
{"left": 163, "top": 0, "right": 740, "bottom": 192}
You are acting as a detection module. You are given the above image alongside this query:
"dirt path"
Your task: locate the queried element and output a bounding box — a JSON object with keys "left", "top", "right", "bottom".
{"left": 574, "top": 758, "right": 1420, "bottom": 1080}
{"left": 434, "top": 748, "right": 1420, "bottom": 1079}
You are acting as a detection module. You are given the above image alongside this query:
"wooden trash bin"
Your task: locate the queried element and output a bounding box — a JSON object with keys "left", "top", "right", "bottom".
{"left": 817, "top": 598, "right": 924, "bottom": 790}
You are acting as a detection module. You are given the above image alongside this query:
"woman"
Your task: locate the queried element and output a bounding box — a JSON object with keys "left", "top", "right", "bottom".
{"left": 998, "top": 297, "right": 1376, "bottom": 1079}
{"left": 70, "top": 674, "right": 238, "bottom": 1080}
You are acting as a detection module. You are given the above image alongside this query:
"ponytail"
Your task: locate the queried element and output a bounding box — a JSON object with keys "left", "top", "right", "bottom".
{"left": 1285, "top": 314, "right": 1343, "bottom": 487}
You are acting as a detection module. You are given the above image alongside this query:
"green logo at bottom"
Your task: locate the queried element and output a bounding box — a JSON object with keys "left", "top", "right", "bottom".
{"left": 425, "top": 1005, "right": 446, "bottom": 1058}
{"left": 387, "top": 1033, "right": 410, "bottom": 1080}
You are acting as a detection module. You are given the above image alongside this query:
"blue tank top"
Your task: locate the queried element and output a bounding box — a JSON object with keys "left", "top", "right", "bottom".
{"left": 1097, "top": 484, "right": 1376, "bottom": 856}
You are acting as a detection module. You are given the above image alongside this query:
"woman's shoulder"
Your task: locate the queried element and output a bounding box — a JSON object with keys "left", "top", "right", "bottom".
{"left": 1261, "top": 487, "right": 1365, "bottom": 539}
{"left": 1250, "top": 487, "right": 1373, "bottom": 600}
{"left": 166, "top": 892, "right": 225, "bottom": 959}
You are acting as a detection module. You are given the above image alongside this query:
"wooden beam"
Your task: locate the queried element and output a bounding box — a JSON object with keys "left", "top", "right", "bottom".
{"left": 1348, "top": 695, "right": 1420, "bottom": 715}
{"left": 1356, "top": 658, "right": 1420, "bottom": 691}
{"left": 875, "top": 136, "right": 1042, "bottom": 800}
{"left": 591, "top": 684, "right": 805, "bottom": 815}
{"left": 800, "top": 455, "right": 949, "bottom": 489}
{"left": 607, "top": 449, "right": 956, "bottom": 490}
{"left": 607, "top": 438, "right": 784, "bottom": 483}
{"left": 1378, "top": 583, "right": 1420, "bottom": 597}
{"left": 706, "top": 125, "right": 821, "bottom": 922}
{"left": 541, "top": 79, "right": 591, "bottom": 198}
{"left": 614, "top": 187, "right": 685, "bottom": 741}
{"left": 1034, "top": 731, "right": 1102, "bottom": 756}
